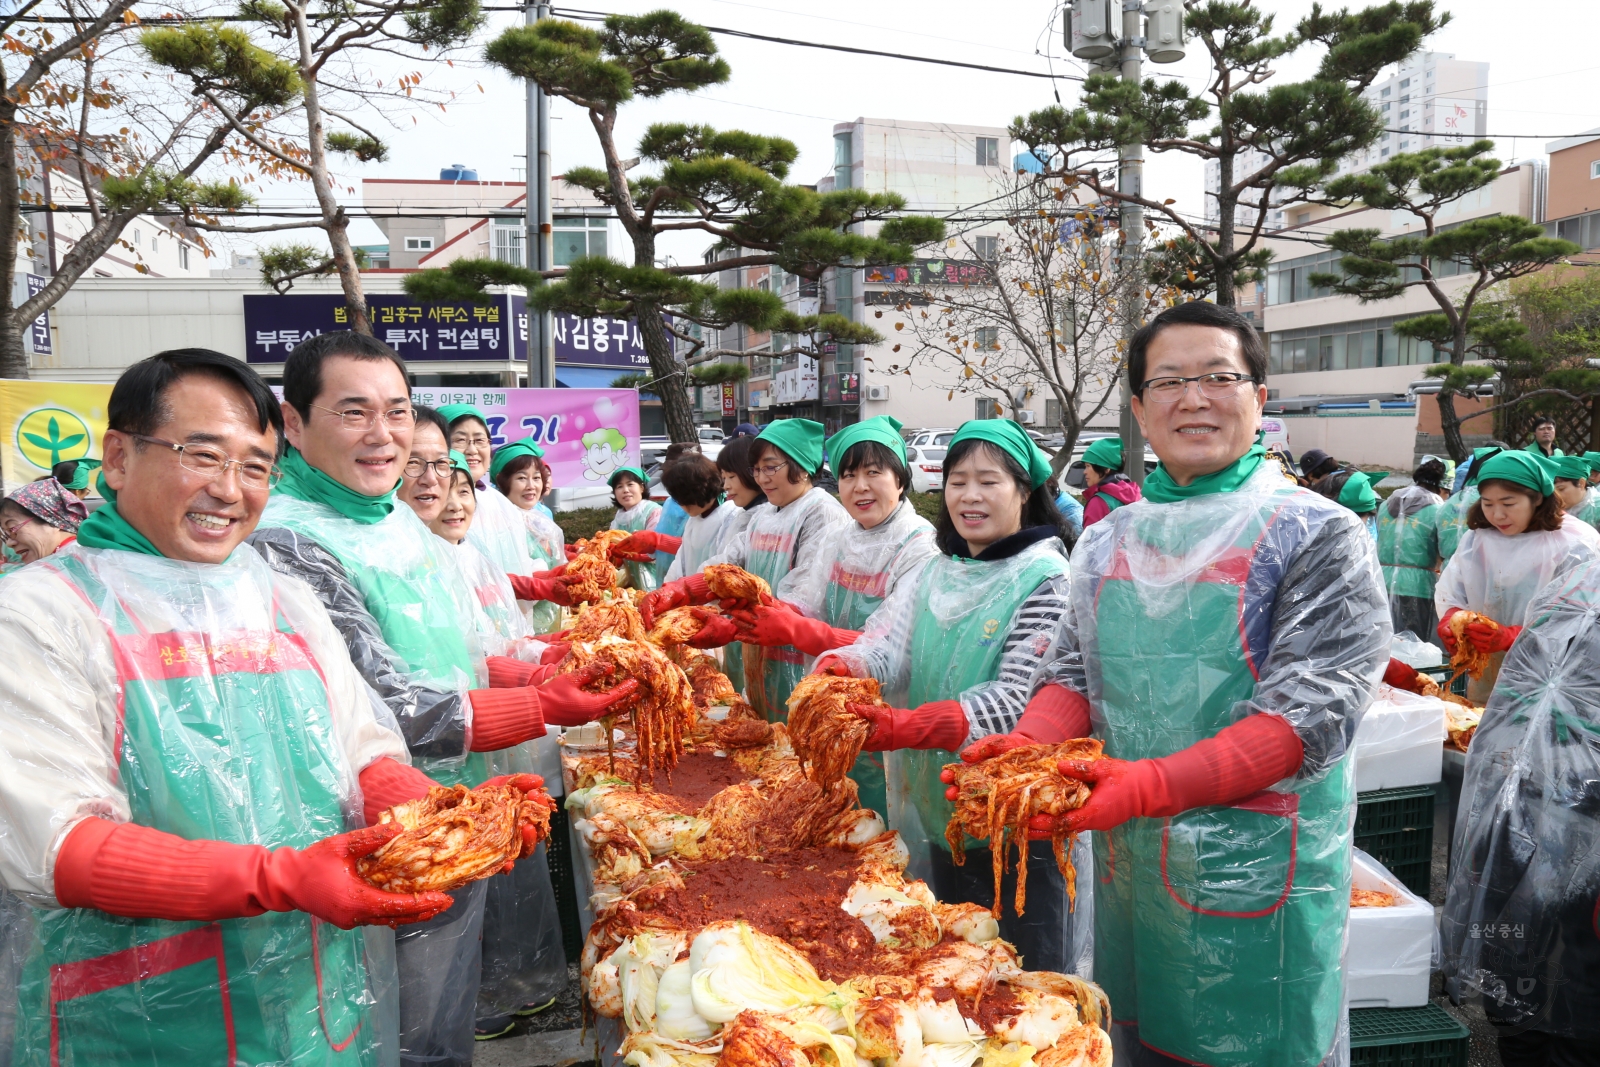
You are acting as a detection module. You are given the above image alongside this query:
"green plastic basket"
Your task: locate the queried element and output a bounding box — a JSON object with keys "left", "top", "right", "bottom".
{"left": 1349, "top": 1004, "right": 1469, "bottom": 1067}
{"left": 1355, "top": 785, "right": 1436, "bottom": 898}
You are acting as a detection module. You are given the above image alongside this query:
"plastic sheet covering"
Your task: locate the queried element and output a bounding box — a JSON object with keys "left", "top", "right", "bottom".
{"left": 395, "top": 878, "right": 487, "bottom": 1067}
{"left": 1435, "top": 485, "right": 1476, "bottom": 562}
{"left": 1352, "top": 686, "right": 1447, "bottom": 793}
{"left": 662, "top": 504, "right": 732, "bottom": 583}
{"left": 0, "top": 544, "right": 411, "bottom": 1066}
{"left": 256, "top": 494, "right": 485, "bottom": 782}
{"left": 1347, "top": 849, "right": 1432, "bottom": 1009}
{"left": 1390, "top": 630, "right": 1443, "bottom": 669}
{"left": 696, "top": 503, "right": 759, "bottom": 690}
{"left": 1571, "top": 485, "right": 1600, "bottom": 530}
{"left": 1045, "top": 465, "right": 1390, "bottom": 1067}
{"left": 1378, "top": 485, "right": 1443, "bottom": 643}
{"left": 467, "top": 486, "right": 546, "bottom": 632}
{"left": 1433, "top": 520, "right": 1599, "bottom": 703}
{"left": 611, "top": 499, "right": 662, "bottom": 592}
{"left": 780, "top": 496, "right": 937, "bottom": 630}
{"left": 519, "top": 499, "right": 567, "bottom": 564}
{"left": 1440, "top": 555, "right": 1600, "bottom": 1041}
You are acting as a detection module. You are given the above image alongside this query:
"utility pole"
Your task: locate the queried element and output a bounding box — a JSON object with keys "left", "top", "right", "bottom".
{"left": 524, "top": 0, "right": 554, "bottom": 388}
{"left": 1067, "top": 0, "right": 1184, "bottom": 488}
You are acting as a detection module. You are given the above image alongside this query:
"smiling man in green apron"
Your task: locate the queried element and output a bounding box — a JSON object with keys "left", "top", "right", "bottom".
{"left": 1028, "top": 302, "right": 1390, "bottom": 1067}
{"left": 0, "top": 349, "right": 472, "bottom": 1066}
{"left": 246, "top": 332, "right": 637, "bottom": 1066}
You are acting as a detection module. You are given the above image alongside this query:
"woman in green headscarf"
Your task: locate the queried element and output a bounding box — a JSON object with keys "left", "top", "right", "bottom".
{"left": 1555, "top": 453, "right": 1600, "bottom": 530}
{"left": 813, "top": 417, "right": 1081, "bottom": 971}
{"left": 725, "top": 416, "right": 938, "bottom": 815}
{"left": 1436, "top": 450, "right": 1600, "bottom": 702}
{"left": 640, "top": 419, "right": 849, "bottom": 717}
{"left": 1377, "top": 458, "right": 1447, "bottom": 644}
{"left": 492, "top": 439, "right": 566, "bottom": 633}
{"left": 1080, "top": 435, "right": 1141, "bottom": 527}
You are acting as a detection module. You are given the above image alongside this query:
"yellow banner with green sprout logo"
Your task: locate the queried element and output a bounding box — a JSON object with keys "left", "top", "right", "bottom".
{"left": 0, "top": 380, "right": 112, "bottom": 493}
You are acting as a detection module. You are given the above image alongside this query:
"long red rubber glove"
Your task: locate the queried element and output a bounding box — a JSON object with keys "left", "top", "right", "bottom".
{"left": 1028, "top": 712, "right": 1305, "bottom": 837}
{"left": 54, "top": 816, "right": 454, "bottom": 929}
{"left": 1382, "top": 658, "right": 1427, "bottom": 694}
{"left": 509, "top": 568, "right": 580, "bottom": 607}
{"left": 685, "top": 610, "right": 741, "bottom": 649}
{"left": 640, "top": 573, "right": 713, "bottom": 628}
{"left": 850, "top": 700, "right": 968, "bottom": 752}
{"left": 948, "top": 684, "right": 1092, "bottom": 770}
{"left": 485, "top": 656, "right": 557, "bottom": 689}
{"left": 611, "top": 530, "right": 682, "bottom": 562}
{"left": 729, "top": 602, "right": 860, "bottom": 657}
{"left": 1466, "top": 620, "right": 1519, "bottom": 654}
{"left": 358, "top": 756, "right": 437, "bottom": 826}
{"left": 469, "top": 664, "right": 639, "bottom": 750}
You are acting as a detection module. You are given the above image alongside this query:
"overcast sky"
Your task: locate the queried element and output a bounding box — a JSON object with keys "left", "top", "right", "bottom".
{"left": 224, "top": 0, "right": 1600, "bottom": 265}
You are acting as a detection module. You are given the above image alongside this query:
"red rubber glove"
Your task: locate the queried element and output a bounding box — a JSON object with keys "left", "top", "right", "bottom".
{"left": 729, "top": 602, "right": 861, "bottom": 657}
{"left": 509, "top": 567, "right": 579, "bottom": 607}
{"left": 685, "top": 609, "right": 740, "bottom": 649}
{"left": 1382, "top": 658, "right": 1426, "bottom": 694}
{"left": 1437, "top": 607, "right": 1462, "bottom": 654}
{"left": 358, "top": 756, "right": 436, "bottom": 826}
{"left": 1028, "top": 713, "right": 1305, "bottom": 837}
{"left": 812, "top": 656, "right": 854, "bottom": 678}
{"left": 640, "top": 573, "right": 713, "bottom": 629}
{"left": 536, "top": 663, "right": 643, "bottom": 728}
{"left": 944, "top": 685, "right": 1093, "bottom": 794}
{"left": 850, "top": 700, "right": 968, "bottom": 752}
{"left": 1467, "top": 620, "right": 1519, "bottom": 654}
{"left": 540, "top": 641, "right": 571, "bottom": 665}
{"left": 563, "top": 544, "right": 579, "bottom": 561}
{"left": 55, "top": 817, "right": 454, "bottom": 929}
{"left": 485, "top": 655, "right": 552, "bottom": 689}
{"left": 611, "top": 531, "right": 683, "bottom": 562}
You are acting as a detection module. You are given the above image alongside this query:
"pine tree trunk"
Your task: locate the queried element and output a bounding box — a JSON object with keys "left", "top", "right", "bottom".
{"left": 1437, "top": 390, "right": 1467, "bottom": 463}
{"left": 0, "top": 92, "right": 27, "bottom": 379}
{"left": 1214, "top": 148, "right": 1236, "bottom": 307}
{"left": 636, "top": 301, "right": 695, "bottom": 443}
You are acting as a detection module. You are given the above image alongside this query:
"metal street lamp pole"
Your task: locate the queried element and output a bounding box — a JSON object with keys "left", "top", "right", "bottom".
{"left": 524, "top": 1, "right": 554, "bottom": 388}
{"left": 1116, "top": 0, "right": 1147, "bottom": 487}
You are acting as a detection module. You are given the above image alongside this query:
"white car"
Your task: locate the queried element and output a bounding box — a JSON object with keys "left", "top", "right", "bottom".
{"left": 1259, "top": 416, "right": 1291, "bottom": 454}
{"left": 905, "top": 428, "right": 958, "bottom": 452}
{"left": 908, "top": 446, "right": 945, "bottom": 493}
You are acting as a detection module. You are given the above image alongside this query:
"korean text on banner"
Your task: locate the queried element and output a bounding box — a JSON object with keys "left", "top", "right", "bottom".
{"left": 0, "top": 380, "right": 111, "bottom": 492}
{"left": 243, "top": 294, "right": 527, "bottom": 363}
{"left": 408, "top": 387, "right": 642, "bottom": 488}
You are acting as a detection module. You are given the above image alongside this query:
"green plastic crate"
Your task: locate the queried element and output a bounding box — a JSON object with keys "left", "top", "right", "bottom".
{"left": 1349, "top": 1004, "right": 1469, "bottom": 1067}
{"left": 544, "top": 806, "right": 584, "bottom": 963}
{"left": 1355, "top": 785, "right": 1436, "bottom": 898}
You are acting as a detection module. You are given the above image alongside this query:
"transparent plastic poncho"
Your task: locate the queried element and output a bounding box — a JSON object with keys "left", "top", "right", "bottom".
{"left": 1046, "top": 465, "right": 1391, "bottom": 1067}
{"left": 611, "top": 499, "right": 662, "bottom": 591}
{"left": 469, "top": 485, "right": 548, "bottom": 631}
{"left": 0, "top": 544, "right": 405, "bottom": 1067}
{"left": 1436, "top": 485, "right": 1477, "bottom": 561}
{"left": 662, "top": 504, "right": 733, "bottom": 584}
{"left": 780, "top": 496, "right": 938, "bottom": 630}
{"left": 1440, "top": 555, "right": 1600, "bottom": 1041}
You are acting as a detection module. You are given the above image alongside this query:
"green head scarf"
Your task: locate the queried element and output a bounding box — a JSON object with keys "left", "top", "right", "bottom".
{"left": 1583, "top": 451, "right": 1600, "bottom": 473}
{"left": 1081, "top": 437, "right": 1124, "bottom": 472}
{"left": 1337, "top": 470, "right": 1379, "bottom": 514}
{"left": 826, "top": 416, "right": 906, "bottom": 468}
{"left": 1143, "top": 444, "right": 1267, "bottom": 503}
{"left": 489, "top": 439, "right": 544, "bottom": 482}
{"left": 273, "top": 446, "right": 397, "bottom": 525}
{"left": 449, "top": 449, "right": 472, "bottom": 478}
{"left": 608, "top": 466, "right": 648, "bottom": 488}
{"left": 436, "top": 403, "right": 488, "bottom": 432}
{"left": 75, "top": 469, "right": 163, "bottom": 556}
{"left": 1475, "top": 450, "right": 1554, "bottom": 498}
{"left": 949, "top": 420, "right": 1052, "bottom": 489}
{"left": 1551, "top": 455, "right": 1589, "bottom": 482}
{"left": 757, "top": 419, "right": 826, "bottom": 476}
{"left": 60, "top": 458, "right": 102, "bottom": 492}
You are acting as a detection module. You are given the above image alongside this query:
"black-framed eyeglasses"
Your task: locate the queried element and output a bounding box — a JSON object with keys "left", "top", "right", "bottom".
{"left": 1140, "top": 372, "right": 1258, "bottom": 403}
{"left": 130, "top": 434, "right": 281, "bottom": 489}
{"left": 403, "top": 457, "right": 455, "bottom": 480}
{"left": 312, "top": 403, "right": 415, "bottom": 430}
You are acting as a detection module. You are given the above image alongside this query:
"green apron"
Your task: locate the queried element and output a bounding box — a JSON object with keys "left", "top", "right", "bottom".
{"left": 611, "top": 502, "right": 661, "bottom": 594}
{"left": 885, "top": 545, "right": 1070, "bottom": 879}
{"left": 1377, "top": 498, "right": 1441, "bottom": 600}
{"left": 14, "top": 549, "right": 390, "bottom": 1067}
{"left": 522, "top": 535, "right": 564, "bottom": 635}
{"left": 263, "top": 494, "right": 485, "bottom": 787}
{"left": 817, "top": 524, "right": 929, "bottom": 817}
{"left": 1091, "top": 492, "right": 1351, "bottom": 1067}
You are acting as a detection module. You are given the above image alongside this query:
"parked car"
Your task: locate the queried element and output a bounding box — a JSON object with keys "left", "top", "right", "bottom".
{"left": 906, "top": 428, "right": 958, "bottom": 451}
{"left": 908, "top": 446, "right": 945, "bottom": 493}
{"left": 1259, "top": 416, "right": 1291, "bottom": 455}
{"left": 1060, "top": 435, "right": 1160, "bottom": 490}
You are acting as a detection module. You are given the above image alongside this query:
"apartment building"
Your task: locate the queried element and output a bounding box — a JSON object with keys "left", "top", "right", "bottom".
{"left": 1542, "top": 126, "right": 1600, "bottom": 260}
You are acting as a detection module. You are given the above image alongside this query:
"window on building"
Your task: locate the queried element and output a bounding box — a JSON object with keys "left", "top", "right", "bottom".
{"left": 1381, "top": 87, "right": 1391, "bottom": 97}
{"left": 552, "top": 216, "right": 607, "bottom": 265}
{"left": 974, "top": 235, "right": 999, "bottom": 260}
{"left": 834, "top": 132, "right": 852, "bottom": 190}
{"left": 1382, "top": 102, "right": 1391, "bottom": 111}
{"left": 1400, "top": 78, "right": 1410, "bottom": 89}
{"left": 1591, "top": 160, "right": 1600, "bottom": 180}
{"left": 178, "top": 243, "right": 190, "bottom": 270}
{"left": 975, "top": 326, "right": 999, "bottom": 349}
{"left": 404, "top": 236, "right": 435, "bottom": 252}
{"left": 976, "top": 137, "right": 1000, "bottom": 167}
{"left": 975, "top": 397, "right": 1002, "bottom": 420}
{"left": 1044, "top": 398, "right": 1063, "bottom": 429}
{"left": 1399, "top": 109, "right": 1409, "bottom": 120}
{"left": 151, "top": 236, "right": 158, "bottom": 254}
{"left": 1399, "top": 94, "right": 1410, "bottom": 104}
{"left": 491, "top": 218, "right": 525, "bottom": 265}
{"left": 133, "top": 228, "right": 142, "bottom": 246}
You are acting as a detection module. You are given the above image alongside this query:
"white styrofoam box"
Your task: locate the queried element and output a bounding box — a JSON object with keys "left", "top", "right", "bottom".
{"left": 1353, "top": 685, "right": 1447, "bottom": 792}
{"left": 1347, "top": 848, "right": 1434, "bottom": 1009}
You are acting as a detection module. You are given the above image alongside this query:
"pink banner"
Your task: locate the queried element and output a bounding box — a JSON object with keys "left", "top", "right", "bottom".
{"left": 408, "top": 387, "right": 641, "bottom": 489}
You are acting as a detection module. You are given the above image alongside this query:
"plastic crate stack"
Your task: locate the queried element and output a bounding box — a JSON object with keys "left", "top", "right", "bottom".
{"left": 1353, "top": 784, "right": 1436, "bottom": 898}
{"left": 1349, "top": 1004, "right": 1469, "bottom": 1067}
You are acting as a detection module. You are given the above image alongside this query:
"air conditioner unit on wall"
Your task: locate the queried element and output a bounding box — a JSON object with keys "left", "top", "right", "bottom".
{"left": 1017, "top": 410, "right": 1037, "bottom": 424}
{"left": 865, "top": 384, "right": 890, "bottom": 401}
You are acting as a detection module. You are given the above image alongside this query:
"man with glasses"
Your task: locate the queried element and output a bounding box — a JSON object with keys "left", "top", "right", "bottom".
{"left": 1026, "top": 302, "right": 1389, "bottom": 1067}
{"left": 247, "top": 332, "right": 634, "bottom": 1066}
{"left": 0, "top": 348, "right": 469, "bottom": 1064}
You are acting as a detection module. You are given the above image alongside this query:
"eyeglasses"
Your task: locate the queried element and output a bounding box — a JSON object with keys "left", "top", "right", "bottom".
{"left": 753, "top": 462, "right": 790, "bottom": 478}
{"left": 450, "top": 433, "right": 491, "bottom": 449}
{"left": 1141, "top": 372, "right": 1257, "bottom": 403}
{"left": 130, "top": 434, "right": 281, "bottom": 489}
{"left": 403, "top": 457, "right": 455, "bottom": 480}
{"left": 313, "top": 403, "right": 415, "bottom": 431}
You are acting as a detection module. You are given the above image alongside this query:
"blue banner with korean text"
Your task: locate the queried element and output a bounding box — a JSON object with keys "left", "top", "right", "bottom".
{"left": 243, "top": 293, "right": 526, "bottom": 363}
